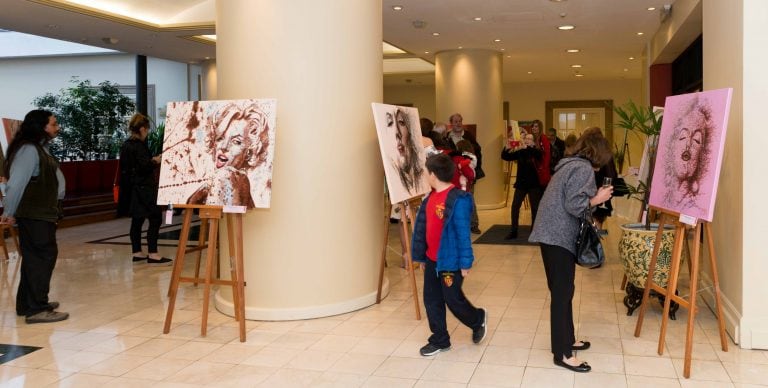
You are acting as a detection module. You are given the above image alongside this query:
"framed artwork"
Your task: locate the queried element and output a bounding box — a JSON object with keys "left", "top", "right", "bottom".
{"left": 372, "top": 103, "right": 430, "bottom": 204}
{"left": 648, "top": 88, "right": 733, "bottom": 221}
{"left": 157, "top": 99, "right": 277, "bottom": 209}
{"left": 1, "top": 118, "right": 22, "bottom": 158}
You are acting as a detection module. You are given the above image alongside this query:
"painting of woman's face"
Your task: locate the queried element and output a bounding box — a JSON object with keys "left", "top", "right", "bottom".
{"left": 214, "top": 120, "right": 249, "bottom": 169}
{"left": 672, "top": 116, "right": 704, "bottom": 180}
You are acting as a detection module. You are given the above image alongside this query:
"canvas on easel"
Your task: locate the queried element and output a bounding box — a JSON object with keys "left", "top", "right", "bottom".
{"left": 648, "top": 89, "right": 733, "bottom": 221}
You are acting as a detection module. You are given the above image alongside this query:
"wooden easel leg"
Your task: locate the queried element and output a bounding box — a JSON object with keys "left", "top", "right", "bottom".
{"left": 682, "top": 222, "right": 702, "bottom": 378}
{"left": 226, "top": 215, "right": 241, "bottom": 324}
{"left": 194, "top": 219, "right": 208, "bottom": 287}
{"left": 377, "top": 203, "right": 392, "bottom": 303}
{"left": 705, "top": 223, "right": 728, "bottom": 352}
{"left": 400, "top": 203, "right": 421, "bottom": 320}
{"left": 634, "top": 215, "right": 667, "bottom": 337}
{"left": 201, "top": 218, "right": 219, "bottom": 337}
{"left": 657, "top": 223, "right": 686, "bottom": 355}
{"left": 234, "top": 214, "right": 246, "bottom": 342}
{"left": 164, "top": 209, "right": 194, "bottom": 333}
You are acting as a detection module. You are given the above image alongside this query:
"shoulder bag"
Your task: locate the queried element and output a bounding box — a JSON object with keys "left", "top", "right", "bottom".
{"left": 575, "top": 208, "right": 605, "bottom": 268}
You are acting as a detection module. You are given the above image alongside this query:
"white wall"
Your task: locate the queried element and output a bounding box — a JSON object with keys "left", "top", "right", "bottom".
{"left": 0, "top": 53, "right": 194, "bottom": 123}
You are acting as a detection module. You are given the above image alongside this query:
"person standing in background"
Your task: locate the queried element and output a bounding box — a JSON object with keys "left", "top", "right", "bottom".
{"left": 447, "top": 113, "right": 483, "bottom": 234}
{"left": 119, "top": 113, "right": 172, "bottom": 266}
{"left": 501, "top": 133, "right": 543, "bottom": 240}
{"left": 1, "top": 109, "right": 68, "bottom": 324}
{"left": 547, "top": 127, "right": 566, "bottom": 174}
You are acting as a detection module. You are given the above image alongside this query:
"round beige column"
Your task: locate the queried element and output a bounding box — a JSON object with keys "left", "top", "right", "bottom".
{"left": 214, "top": 0, "right": 385, "bottom": 320}
{"left": 435, "top": 49, "right": 505, "bottom": 209}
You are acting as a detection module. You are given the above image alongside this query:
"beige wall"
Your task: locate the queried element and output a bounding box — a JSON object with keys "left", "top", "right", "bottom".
{"left": 383, "top": 84, "right": 436, "bottom": 122}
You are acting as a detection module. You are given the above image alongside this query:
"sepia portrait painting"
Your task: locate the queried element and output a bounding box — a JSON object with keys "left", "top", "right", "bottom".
{"left": 157, "top": 99, "right": 277, "bottom": 209}
{"left": 1, "top": 118, "right": 22, "bottom": 158}
{"left": 648, "top": 88, "right": 732, "bottom": 221}
{"left": 372, "top": 103, "right": 430, "bottom": 204}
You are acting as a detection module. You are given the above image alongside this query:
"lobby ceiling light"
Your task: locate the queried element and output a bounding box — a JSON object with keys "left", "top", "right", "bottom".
{"left": 501, "top": 48, "right": 505, "bottom": 51}
{"left": 473, "top": 17, "right": 483, "bottom": 21}
{"left": 494, "top": 38, "right": 502, "bottom": 42}
{"left": 575, "top": 74, "right": 584, "bottom": 77}
{"left": 637, "top": 32, "right": 644, "bottom": 36}
{"left": 647, "top": 7, "right": 656, "bottom": 11}
{"left": 432, "top": 32, "right": 440, "bottom": 36}
{"left": 571, "top": 64, "right": 582, "bottom": 68}
{"left": 629, "top": 56, "right": 635, "bottom": 60}
{"left": 558, "top": 25, "right": 575, "bottom": 30}
{"left": 566, "top": 49, "right": 580, "bottom": 53}
{"left": 527, "top": 71, "right": 533, "bottom": 74}
{"left": 424, "top": 51, "right": 430, "bottom": 54}
{"left": 458, "top": 46, "right": 463, "bottom": 49}
{"left": 392, "top": 5, "right": 403, "bottom": 11}
{"left": 624, "top": 68, "right": 629, "bottom": 72}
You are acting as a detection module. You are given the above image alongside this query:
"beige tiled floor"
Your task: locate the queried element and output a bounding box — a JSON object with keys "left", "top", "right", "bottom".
{"left": 1, "top": 202, "right": 767, "bottom": 387}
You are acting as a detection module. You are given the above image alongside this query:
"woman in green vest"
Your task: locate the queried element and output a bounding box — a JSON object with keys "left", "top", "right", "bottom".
{"left": 1, "top": 109, "right": 68, "bottom": 324}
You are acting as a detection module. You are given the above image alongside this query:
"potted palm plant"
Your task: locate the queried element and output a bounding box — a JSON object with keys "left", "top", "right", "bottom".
{"left": 614, "top": 101, "right": 682, "bottom": 318}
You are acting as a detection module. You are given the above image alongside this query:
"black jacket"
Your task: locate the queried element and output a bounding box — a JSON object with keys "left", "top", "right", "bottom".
{"left": 118, "top": 138, "right": 159, "bottom": 217}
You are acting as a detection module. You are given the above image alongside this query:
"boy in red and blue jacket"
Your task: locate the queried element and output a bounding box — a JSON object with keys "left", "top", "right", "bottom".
{"left": 411, "top": 153, "right": 487, "bottom": 356}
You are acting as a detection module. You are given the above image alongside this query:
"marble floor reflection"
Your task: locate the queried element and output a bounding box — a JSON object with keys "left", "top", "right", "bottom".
{"left": 1, "top": 201, "right": 766, "bottom": 387}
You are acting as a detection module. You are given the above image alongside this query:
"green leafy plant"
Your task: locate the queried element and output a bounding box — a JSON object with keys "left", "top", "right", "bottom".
{"left": 33, "top": 77, "right": 135, "bottom": 160}
{"left": 146, "top": 121, "right": 165, "bottom": 157}
{"left": 614, "top": 100, "right": 663, "bottom": 229}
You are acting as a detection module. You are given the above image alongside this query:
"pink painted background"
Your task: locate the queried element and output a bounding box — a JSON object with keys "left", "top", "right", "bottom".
{"left": 648, "top": 88, "right": 732, "bottom": 221}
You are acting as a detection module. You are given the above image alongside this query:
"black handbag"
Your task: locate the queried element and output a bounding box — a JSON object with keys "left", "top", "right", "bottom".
{"left": 575, "top": 208, "right": 605, "bottom": 268}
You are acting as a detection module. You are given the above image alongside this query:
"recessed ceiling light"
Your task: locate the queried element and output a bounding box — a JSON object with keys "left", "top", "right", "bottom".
{"left": 623, "top": 68, "right": 629, "bottom": 72}
{"left": 527, "top": 71, "right": 533, "bottom": 74}
{"left": 571, "top": 64, "right": 582, "bottom": 68}
{"left": 392, "top": 5, "right": 403, "bottom": 11}
{"left": 424, "top": 51, "right": 430, "bottom": 54}
{"left": 566, "top": 49, "right": 580, "bottom": 53}
{"left": 205, "top": 56, "right": 211, "bottom": 60}
{"left": 647, "top": 7, "right": 656, "bottom": 11}
{"left": 458, "top": 46, "right": 463, "bottom": 49}
{"left": 432, "top": 32, "right": 440, "bottom": 36}
{"left": 629, "top": 56, "right": 635, "bottom": 60}
{"left": 473, "top": 17, "right": 482, "bottom": 21}
{"left": 500, "top": 48, "right": 505, "bottom": 51}
{"left": 507, "top": 55, "right": 512, "bottom": 58}
{"left": 637, "top": 32, "right": 644, "bottom": 36}
{"left": 575, "top": 74, "right": 585, "bottom": 77}
{"left": 558, "top": 25, "right": 575, "bottom": 30}
{"left": 494, "top": 39, "right": 501, "bottom": 42}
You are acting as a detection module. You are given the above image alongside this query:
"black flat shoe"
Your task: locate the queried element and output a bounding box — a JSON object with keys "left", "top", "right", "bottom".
{"left": 572, "top": 341, "right": 591, "bottom": 351}
{"left": 553, "top": 356, "right": 591, "bottom": 372}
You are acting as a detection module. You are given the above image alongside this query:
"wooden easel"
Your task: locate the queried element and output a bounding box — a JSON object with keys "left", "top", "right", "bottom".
{"left": 633, "top": 206, "right": 728, "bottom": 378}
{"left": 376, "top": 196, "right": 422, "bottom": 320}
{"left": 163, "top": 204, "right": 247, "bottom": 342}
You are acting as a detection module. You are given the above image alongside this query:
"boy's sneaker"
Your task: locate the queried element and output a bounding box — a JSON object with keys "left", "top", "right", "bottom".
{"left": 472, "top": 308, "right": 488, "bottom": 344}
{"left": 420, "top": 343, "right": 450, "bottom": 356}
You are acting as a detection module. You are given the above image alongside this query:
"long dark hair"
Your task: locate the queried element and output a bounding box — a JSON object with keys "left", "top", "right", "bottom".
{"left": 4, "top": 109, "right": 54, "bottom": 178}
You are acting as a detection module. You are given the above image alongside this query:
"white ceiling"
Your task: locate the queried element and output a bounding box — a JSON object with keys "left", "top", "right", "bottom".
{"left": 0, "top": 0, "right": 676, "bottom": 85}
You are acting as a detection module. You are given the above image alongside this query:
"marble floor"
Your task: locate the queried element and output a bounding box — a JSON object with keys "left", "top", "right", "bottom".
{"left": 1, "top": 202, "right": 766, "bottom": 387}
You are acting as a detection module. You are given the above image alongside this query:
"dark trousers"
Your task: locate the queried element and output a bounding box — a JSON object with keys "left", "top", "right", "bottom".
{"left": 423, "top": 259, "right": 482, "bottom": 347}
{"left": 130, "top": 211, "right": 162, "bottom": 253}
{"left": 510, "top": 186, "right": 542, "bottom": 231}
{"left": 16, "top": 218, "right": 58, "bottom": 317}
{"left": 540, "top": 243, "right": 576, "bottom": 359}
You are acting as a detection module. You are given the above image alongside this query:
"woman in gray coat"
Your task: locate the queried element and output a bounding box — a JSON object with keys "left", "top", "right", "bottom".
{"left": 529, "top": 129, "right": 613, "bottom": 373}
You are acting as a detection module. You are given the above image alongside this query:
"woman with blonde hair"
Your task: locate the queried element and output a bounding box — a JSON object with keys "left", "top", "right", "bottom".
{"left": 529, "top": 129, "right": 614, "bottom": 373}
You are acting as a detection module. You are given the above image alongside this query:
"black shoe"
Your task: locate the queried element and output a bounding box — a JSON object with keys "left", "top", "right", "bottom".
{"left": 147, "top": 257, "right": 173, "bottom": 266}
{"left": 471, "top": 226, "right": 482, "bottom": 234}
{"left": 17, "top": 301, "right": 60, "bottom": 316}
{"left": 572, "top": 341, "right": 591, "bottom": 351}
{"left": 25, "top": 310, "right": 69, "bottom": 324}
{"left": 504, "top": 230, "right": 518, "bottom": 240}
{"left": 553, "top": 356, "right": 591, "bottom": 372}
{"left": 472, "top": 308, "right": 488, "bottom": 344}
{"left": 419, "top": 343, "right": 450, "bottom": 356}
{"left": 132, "top": 256, "right": 148, "bottom": 263}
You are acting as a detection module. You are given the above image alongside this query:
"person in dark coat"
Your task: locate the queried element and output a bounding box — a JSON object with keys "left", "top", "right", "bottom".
{"left": 118, "top": 113, "right": 171, "bottom": 265}
{"left": 501, "top": 133, "right": 543, "bottom": 239}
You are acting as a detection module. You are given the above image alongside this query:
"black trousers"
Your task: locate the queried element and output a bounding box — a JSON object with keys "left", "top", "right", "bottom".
{"left": 130, "top": 211, "right": 162, "bottom": 253}
{"left": 16, "top": 218, "right": 58, "bottom": 317}
{"left": 510, "top": 186, "right": 542, "bottom": 231}
{"left": 540, "top": 243, "right": 576, "bottom": 359}
{"left": 469, "top": 186, "right": 479, "bottom": 229}
{"left": 423, "top": 259, "right": 482, "bottom": 347}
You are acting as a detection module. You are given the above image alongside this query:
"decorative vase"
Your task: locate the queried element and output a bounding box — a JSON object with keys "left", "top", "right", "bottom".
{"left": 619, "top": 223, "right": 686, "bottom": 318}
